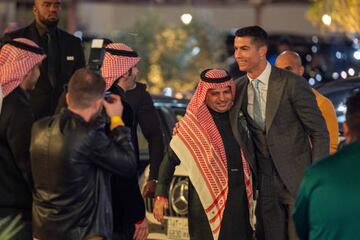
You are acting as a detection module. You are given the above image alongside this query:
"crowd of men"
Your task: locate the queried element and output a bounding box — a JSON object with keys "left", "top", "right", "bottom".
{"left": 154, "top": 26, "right": 358, "bottom": 240}
{"left": 0, "top": 1, "right": 162, "bottom": 240}
{"left": 0, "top": 1, "right": 359, "bottom": 240}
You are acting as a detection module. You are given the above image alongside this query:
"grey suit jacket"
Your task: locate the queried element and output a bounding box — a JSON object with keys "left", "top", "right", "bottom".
{"left": 230, "top": 66, "right": 329, "bottom": 196}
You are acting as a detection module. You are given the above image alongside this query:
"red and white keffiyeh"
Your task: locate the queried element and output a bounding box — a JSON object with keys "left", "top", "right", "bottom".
{"left": 170, "top": 68, "right": 255, "bottom": 240}
{"left": 101, "top": 43, "right": 141, "bottom": 90}
{"left": 0, "top": 38, "right": 45, "bottom": 97}
{"left": 0, "top": 86, "right": 3, "bottom": 114}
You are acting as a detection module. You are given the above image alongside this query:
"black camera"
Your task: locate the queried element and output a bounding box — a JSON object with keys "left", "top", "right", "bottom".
{"left": 87, "top": 38, "right": 114, "bottom": 103}
{"left": 87, "top": 39, "right": 107, "bottom": 73}
{"left": 104, "top": 90, "right": 112, "bottom": 102}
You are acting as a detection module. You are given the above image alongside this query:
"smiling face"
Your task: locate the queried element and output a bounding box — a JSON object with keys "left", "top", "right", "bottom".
{"left": 234, "top": 36, "right": 267, "bottom": 79}
{"left": 33, "top": 0, "right": 61, "bottom": 29}
{"left": 205, "top": 86, "right": 234, "bottom": 113}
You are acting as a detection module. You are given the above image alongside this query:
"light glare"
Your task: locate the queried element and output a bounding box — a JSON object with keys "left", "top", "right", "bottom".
{"left": 341, "top": 71, "right": 347, "bottom": 79}
{"left": 308, "top": 78, "right": 315, "bottom": 86}
{"left": 322, "top": 14, "right": 332, "bottom": 26}
{"left": 332, "top": 72, "right": 339, "bottom": 80}
{"left": 181, "top": 13, "right": 193, "bottom": 25}
{"left": 348, "top": 68, "right": 355, "bottom": 76}
{"left": 354, "top": 50, "right": 360, "bottom": 60}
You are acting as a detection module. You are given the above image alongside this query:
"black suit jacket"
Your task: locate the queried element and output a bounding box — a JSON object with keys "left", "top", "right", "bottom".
{"left": 230, "top": 66, "right": 329, "bottom": 196}
{"left": 1, "top": 22, "right": 85, "bottom": 119}
{"left": 0, "top": 88, "right": 33, "bottom": 220}
{"left": 124, "top": 82, "right": 164, "bottom": 180}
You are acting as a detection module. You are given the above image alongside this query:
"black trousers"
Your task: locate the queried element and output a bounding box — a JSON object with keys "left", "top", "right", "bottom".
{"left": 113, "top": 225, "right": 135, "bottom": 240}
{"left": 255, "top": 172, "right": 297, "bottom": 240}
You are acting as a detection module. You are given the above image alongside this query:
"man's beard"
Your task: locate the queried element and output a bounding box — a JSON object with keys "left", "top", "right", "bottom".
{"left": 39, "top": 15, "right": 59, "bottom": 28}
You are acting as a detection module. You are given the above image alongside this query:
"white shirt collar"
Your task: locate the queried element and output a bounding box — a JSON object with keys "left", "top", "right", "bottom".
{"left": 247, "top": 61, "right": 271, "bottom": 86}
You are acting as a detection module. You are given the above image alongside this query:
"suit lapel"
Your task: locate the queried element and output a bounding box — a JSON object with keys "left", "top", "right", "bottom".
{"left": 230, "top": 77, "right": 257, "bottom": 172}
{"left": 265, "top": 67, "right": 286, "bottom": 133}
{"left": 57, "top": 29, "right": 69, "bottom": 89}
{"left": 57, "top": 30, "right": 65, "bottom": 70}
{"left": 230, "top": 77, "right": 248, "bottom": 146}
{"left": 28, "top": 22, "right": 42, "bottom": 46}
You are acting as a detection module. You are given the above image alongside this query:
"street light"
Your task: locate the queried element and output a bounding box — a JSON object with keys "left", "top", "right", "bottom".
{"left": 322, "top": 14, "right": 332, "bottom": 26}
{"left": 181, "top": 13, "right": 192, "bottom": 25}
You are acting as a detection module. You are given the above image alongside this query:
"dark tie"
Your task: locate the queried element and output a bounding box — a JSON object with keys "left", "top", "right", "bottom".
{"left": 46, "top": 31, "right": 57, "bottom": 87}
{"left": 251, "top": 79, "right": 265, "bottom": 129}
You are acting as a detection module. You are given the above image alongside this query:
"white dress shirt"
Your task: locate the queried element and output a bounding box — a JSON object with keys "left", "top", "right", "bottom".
{"left": 247, "top": 62, "right": 271, "bottom": 122}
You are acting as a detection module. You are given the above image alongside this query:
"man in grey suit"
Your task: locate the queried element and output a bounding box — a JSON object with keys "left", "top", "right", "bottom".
{"left": 230, "top": 26, "right": 329, "bottom": 240}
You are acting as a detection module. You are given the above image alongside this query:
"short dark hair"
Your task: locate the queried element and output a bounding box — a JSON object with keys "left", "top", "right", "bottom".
{"left": 67, "top": 68, "right": 105, "bottom": 109}
{"left": 235, "top": 25, "right": 269, "bottom": 47}
{"left": 346, "top": 90, "right": 360, "bottom": 138}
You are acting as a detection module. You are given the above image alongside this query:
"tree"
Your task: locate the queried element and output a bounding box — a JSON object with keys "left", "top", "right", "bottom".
{"left": 307, "top": 0, "right": 360, "bottom": 33}
{"left": 111, "top": 12, "right": 225, "bottom": 96}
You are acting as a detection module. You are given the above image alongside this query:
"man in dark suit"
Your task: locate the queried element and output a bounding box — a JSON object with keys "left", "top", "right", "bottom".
{"left": 0, "top": 38, "right": 45, "bottom": 240}
{"left": 1, "top": 0, "right": 85, "bottom": 119}
{"left": 230, "top": 26, "right": 329, "bottom": 240}
{"left": 101, "top": 42, "right": 151, "bottom": 240}
{"left": 116, "top": 62, "right": 164, "bottom": 198}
